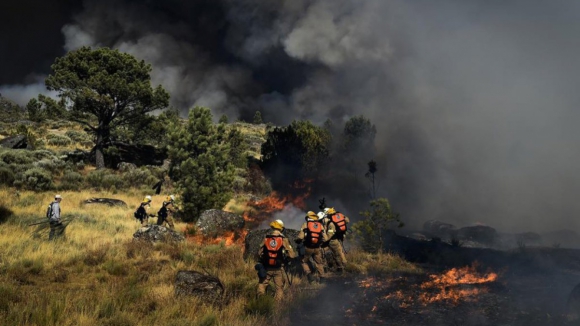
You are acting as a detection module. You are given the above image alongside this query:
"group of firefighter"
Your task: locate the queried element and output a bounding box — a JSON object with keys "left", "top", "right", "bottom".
{"left": 45, "top": 194, "right": 179, "bottom": 239}
{"left": 134, "top": 195, "right": 179, "bottom": 229}
{"left": 256, "top": 206, "right": 350, "bottom": 301}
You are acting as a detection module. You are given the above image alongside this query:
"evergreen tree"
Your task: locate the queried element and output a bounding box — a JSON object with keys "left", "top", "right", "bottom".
{"left": 261, "top": 120, "right": 331, "bottom": 189}
{"left": 253, "top": 111, "right": 263, "bottom": 124}
{"left": 167, "top": 107, "right": 235, "bottom": 222}
{"left": 45, "top": 46, "right": 169, "bottom": 168}
{"left": 219, "top": 114, "right": 229, "bottom": 124}
{"left": 351, "top": 198, "right": 403, "bottom": 253}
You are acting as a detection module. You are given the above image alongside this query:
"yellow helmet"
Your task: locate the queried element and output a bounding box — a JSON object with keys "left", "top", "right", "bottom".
{"left": 306, "top": 211, "right": 318, "bottom": 220}
{"left": 270, "top": 220, "right": 284, "bottom": 231}
{"left": 166, "top": 195, "right": 175, "bottom": 202}
{"left": 142, "top": 196, "right": 152, "bottom": 203}
{"left": 325, "top": 207, "right": 336, "bottom": 215}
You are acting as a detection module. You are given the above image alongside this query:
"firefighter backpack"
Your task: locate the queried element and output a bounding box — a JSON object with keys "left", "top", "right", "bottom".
{"left": 305, "top": 221, "right": 323, "bottom": 247}
{"left": 331, "top": 213, "right": 348, "bottom": 234}
{"left": 262, "top": 235, "right": 284, "bottom": 268}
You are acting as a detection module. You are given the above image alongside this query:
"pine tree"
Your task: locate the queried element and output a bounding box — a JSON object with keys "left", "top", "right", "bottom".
{"left": 167, "top": 107, "right": 236, "bottom": 222}
{"left": 253, "top": 111, "right": 263, "bottom": 124}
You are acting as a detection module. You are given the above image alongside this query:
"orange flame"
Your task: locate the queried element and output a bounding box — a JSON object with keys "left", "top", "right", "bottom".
{"left": 185, "top": 228, "right": 248, "bottom": 247}
{"left": 243, "top": 179, "right": 313, "bottom": 228}
{"left": 419, "top": 265, "right": 498, "bottom": 305}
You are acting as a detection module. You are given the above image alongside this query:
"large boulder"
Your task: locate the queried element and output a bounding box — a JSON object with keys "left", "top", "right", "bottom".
{"left": 243, "top": 228, "right": 300, "bottom": 262}
{"left": 195, "top": 209, "right": 245, "bottom": 237}
{"left": 133, "top": 225, "right": 185, "bottom": 243}
{"left": 457, "top": 225, "right": 498, "bottom": 245}
{"left": 175, "top": 271, "right": 224, "bottom": 302}
{"left": 0, "top": 135, "right": 30, "bottom": 149}
{"left": 82, "top": 198, "right": 127, "bottom": 207}
{"left": 423, "top": 220, "right": 456, "bottom": 238}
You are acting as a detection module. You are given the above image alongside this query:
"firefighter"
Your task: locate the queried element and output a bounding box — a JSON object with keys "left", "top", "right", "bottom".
{"left": 256, "top": 220, "right": 296, "bottom": 301}
{"left": 134, "top": 195, "right": 153, "bottom": 227}
{"left": 324, "top": 207, "right": 350, "bottom": 272}
{"left": 296, "top": 211, "right": 329, "bottom": 283}
{"left": 47, "top": 194, "right": 64, "bottom": 240}
{"left": 157, "top": 195, "right": 178, "bottom": 229}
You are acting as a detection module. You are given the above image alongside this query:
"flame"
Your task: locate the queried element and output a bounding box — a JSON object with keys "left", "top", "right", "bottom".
{"left": 243, "top": 179, "right": 313, "bottom": 228}
{"left": 356, "top": 264, "right": 498, "bottom": 309}
{"left": 186, "top": 228, "right": 248, "bottom": 247}
{"left": 419, "top": 265, "right": 498, "bottom": 305}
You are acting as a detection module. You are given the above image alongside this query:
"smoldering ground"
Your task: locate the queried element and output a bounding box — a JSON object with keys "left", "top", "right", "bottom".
{"left": 1, "top": 0, "right": 580, "bottom": 235}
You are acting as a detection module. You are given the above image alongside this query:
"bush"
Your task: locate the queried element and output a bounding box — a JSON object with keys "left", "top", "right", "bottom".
{"left": 60, "top": 171, "right": 84, "bottom": 190}
{"left": 46, "top": 134, "right": 72, "bottom": 146}
{"left": 33, "top": 158, "right": 67, "bottom": 174}
{"left": 64, "top": 130, "right": 90, "bottom": 143}
{"left": 123, "top": 168, "right": 155, "bottom": 188}
{"left": 15, "top": 168, "right": 53, "bottom": 191}
{"left": 0, "top": 167, "right": 15, "bottom": 186}
{"left": 0, "top": 150, "right": 34, "bottom": 165}
{"left": 87, "top": 169, "right": 125, "bottom": 190}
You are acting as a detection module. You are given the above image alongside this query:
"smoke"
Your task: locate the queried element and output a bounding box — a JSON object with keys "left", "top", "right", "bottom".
{"left": 1, "top": 0, "right": 580, "bottom": 234}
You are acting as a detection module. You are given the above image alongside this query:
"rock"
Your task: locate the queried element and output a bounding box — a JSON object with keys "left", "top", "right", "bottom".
{"left": 83, "top": 198, "right": 127, "bottom": 207}
{"left": 0, "top": 135, "right": 30, "bottom": 149}
{"left": 243, "top": 228, "right": 300, "bottom": 262}
{"left": 457, "top": 225, "right": 498, "bottom": 245}
{"left": 175, "top": 271, "right": 224, "bottom": 301}
{"left": 133, "top": 225, "right": 185, "bottom": 243}
{"left": 423, "top": 220, "right": 456, "bottom": 237}
{"left": 195, "top": 209, "right": 245, "bottom": 237}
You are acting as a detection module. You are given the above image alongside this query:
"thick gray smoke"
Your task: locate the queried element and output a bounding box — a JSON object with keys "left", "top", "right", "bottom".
{"left": 2, "top": 0, "right": 579, "bottom": 234}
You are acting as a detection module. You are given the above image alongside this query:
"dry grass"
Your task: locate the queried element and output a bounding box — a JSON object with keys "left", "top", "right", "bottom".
{"left": 0, "top": 187, "right": 273, "bottom": 326}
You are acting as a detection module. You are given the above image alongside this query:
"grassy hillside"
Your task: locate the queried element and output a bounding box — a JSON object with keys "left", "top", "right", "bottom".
{"left": 0, "top": 117, "right": 419, "bottom": 325}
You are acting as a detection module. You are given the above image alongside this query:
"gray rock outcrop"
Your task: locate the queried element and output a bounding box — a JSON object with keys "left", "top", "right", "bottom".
{"left": 83, "top": 198, "right": 127, "bottom": 207}
{"left": 0, "top": 135, "right": 30, "bottom": 149}
{"left": 175, "top": 271, "right": 224, "bottom": 302}
{"left": 195, "top": 209, "right": 245, "bottom": 237}
{"left": 133, "top": 225, "right": 185, "bottom": 243}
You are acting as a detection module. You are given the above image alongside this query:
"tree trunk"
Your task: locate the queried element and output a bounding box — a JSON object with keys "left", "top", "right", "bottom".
{"left": 95, "top": 132, "right": 105, "bottom": 169}
{"left": 95, "top": 124, "right": 110, "bottom": 170}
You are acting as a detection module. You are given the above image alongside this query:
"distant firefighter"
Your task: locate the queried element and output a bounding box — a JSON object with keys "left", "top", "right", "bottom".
{"left": 157, "top": 195, "right": 178, "bottom": 229}
{"left": 47, "top": 194, "right": 64, "bottom": 240}
{"left": 134, "top": 195, "right": 153, "bottom": 227}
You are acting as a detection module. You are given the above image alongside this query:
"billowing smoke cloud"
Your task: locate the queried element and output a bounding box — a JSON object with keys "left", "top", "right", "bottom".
{"left": 1, "top": 0, "right": 580, "bottom": 234}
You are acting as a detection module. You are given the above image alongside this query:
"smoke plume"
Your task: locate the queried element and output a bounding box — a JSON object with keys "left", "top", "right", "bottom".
{"left": 1, "top": 0, "right": 579, "bottom": 234}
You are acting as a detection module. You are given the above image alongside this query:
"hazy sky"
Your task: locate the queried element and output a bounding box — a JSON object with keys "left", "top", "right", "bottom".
{"left": 1, "top": 0, "right": 579, "bottom": 233}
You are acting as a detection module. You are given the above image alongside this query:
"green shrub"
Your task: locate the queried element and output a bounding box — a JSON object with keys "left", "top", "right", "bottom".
{"left": 31, "top": 149, "right": 57, "bottom": 161}
{"left": 14, "top": 168, "right": 53, "bottom": 191}
{"left": 0, "top": 150, "right": 34, "bottom": 165}
{"left": 46, "top": 134, "right": 72, "bottom": 146}
{"left": 64, "top": 130, "right": 90, "bottom": 143}
{"left": 60, "top": 171, "right": 84, "bottom": 190}
{"left": 33, "top": 157, "right": 67, "bottom": 174}
{"left": 0, "top": 167, "right": 15, "bottom": 186}
{"left": 87, "top": 169, "right": 125, "bottom": 190}
{"left": 123, "top": 168, "right": 153, "bottom": 188}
